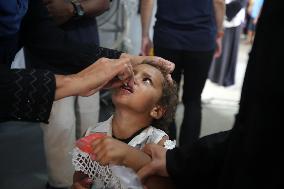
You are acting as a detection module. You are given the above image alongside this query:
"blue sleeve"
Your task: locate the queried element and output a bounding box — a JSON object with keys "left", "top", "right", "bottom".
{"left": 0, "top": 0, "right": 28, "bottom": 36}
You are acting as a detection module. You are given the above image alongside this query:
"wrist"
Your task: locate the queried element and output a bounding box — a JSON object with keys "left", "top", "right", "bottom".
{"left": 142, "top": 33, "right": 150, "bottom": 38}
{"left": 216, "top": 30, "right": 224, "bottom": 38}
{"left": 142, "top": 36, "right": 151, "bottom": 43}
{"left": 55, "top": 74, "right": 78, "bottom": 100}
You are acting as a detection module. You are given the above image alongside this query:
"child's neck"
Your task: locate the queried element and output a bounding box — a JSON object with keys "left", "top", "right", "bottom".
{"left": 112, "top": 109, "right": 152, "bottom": 140}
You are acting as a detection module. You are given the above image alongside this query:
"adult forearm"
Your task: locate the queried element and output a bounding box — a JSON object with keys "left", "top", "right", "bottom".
{"left": 123, "top": 146, "right": 152, "bottom": 171}
{"left": 213, "top": 0, "right": 225, "bottom": 33}
{"left": 141, "top": 0, "right": 154, "bottom": 37}
{"left": 80, "top": 0, "right": 110, "bottom": 17}
{"left": 54, "top": 74, "right": 78, "bottom": 100}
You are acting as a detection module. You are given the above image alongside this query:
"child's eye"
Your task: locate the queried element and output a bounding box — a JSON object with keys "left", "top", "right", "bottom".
{"left": 143, "top": 78, "right": 152, "bottom": 85}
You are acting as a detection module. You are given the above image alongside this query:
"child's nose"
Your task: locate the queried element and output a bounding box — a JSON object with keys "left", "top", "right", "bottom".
{"left": 133, "top": 77, "right": 138, "bottom": 85}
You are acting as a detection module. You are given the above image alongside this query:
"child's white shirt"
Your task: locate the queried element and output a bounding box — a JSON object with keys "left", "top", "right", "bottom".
{"left": 85, "top": 115, "right": 168, "bottom": 148}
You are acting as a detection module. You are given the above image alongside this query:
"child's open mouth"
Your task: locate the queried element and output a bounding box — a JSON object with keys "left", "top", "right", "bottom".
{"left": 121, "top": 83, "right": 134, "bottom": 93}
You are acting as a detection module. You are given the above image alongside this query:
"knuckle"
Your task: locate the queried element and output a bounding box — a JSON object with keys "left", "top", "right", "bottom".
{"left": 99, "top": 57, "right": 108, "bottom": 63}
{"left": 123, "top": 63, "right": 128, "bottom": 68}
{"left": 122, "top": 57, "right": 131, "bottom": 64}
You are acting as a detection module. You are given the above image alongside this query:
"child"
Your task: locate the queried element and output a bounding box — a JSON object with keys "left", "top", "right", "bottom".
{"left": 72, "top": 62, "right": 178, "bottom": 189}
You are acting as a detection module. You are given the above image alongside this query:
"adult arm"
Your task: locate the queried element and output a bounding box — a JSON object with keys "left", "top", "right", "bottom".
{"left": 140, "top": 0, "right": 154, "bottom": 55}
{"left": 166, "top": 131, "right": 229, "bottom": 188}
{"left": 213, "top": 0, "right": 225, "bottom": 58}
{"left": 55, "top": 57, "right": 135, "bottom": 99}
{"left": 213, "top": 0, "right": 225, "bottom": 34}
{"left": 80, "top": 0, "right": 110, "bottom": 17}
{"left": 0, "top": 57, "right": 134, "bottom": 123}
{"left": 0, "top": 67, "right": 55, "bottom": 123}
{"left": 43, "top": 0, "right": 110, "bottom": 25}
{"left": 138, "top": 131, "right": 230, "bottom": 188}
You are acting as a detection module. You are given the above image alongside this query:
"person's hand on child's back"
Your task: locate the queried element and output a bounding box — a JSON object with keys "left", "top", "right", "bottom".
{"left": 137, "top": 144, "right": 169, "bottom": 182}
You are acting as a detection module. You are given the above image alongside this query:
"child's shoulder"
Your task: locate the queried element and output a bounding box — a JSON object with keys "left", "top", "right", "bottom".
{"left": 128, "top": 126, "right": 168, "bottom": 147}
{"left": 147, "top": 126, "right": 168, "bottom": 143}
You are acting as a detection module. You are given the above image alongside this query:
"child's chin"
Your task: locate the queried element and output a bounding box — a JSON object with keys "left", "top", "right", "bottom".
{"left": 112, "top": 97, "right": 127, "bottom": 106}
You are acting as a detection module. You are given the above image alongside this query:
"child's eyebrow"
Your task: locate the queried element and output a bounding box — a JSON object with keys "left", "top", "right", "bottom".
{"left": 133, "top": 69, "right": 153, "bottom": 79}
{"left": 141, "top": 71, "right": 152, "bottom": 79}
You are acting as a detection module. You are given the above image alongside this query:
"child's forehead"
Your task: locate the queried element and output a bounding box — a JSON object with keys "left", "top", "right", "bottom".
{"left": 135, "top": 64, "right": 164, "bottom": 79}
{"left": 134, "top": 63, "right": 162, "bottom": 73}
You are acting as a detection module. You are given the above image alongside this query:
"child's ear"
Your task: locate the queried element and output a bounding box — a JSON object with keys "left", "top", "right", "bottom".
{"left": 150, "top": 105, "right": 166, "bottom": 119}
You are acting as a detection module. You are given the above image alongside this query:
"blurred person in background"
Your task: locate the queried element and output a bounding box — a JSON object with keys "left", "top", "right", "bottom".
{"left": 209, "top": 0, "right": 247, "bottom": 87}
{"left": 140, "top": 0, "right": 225, "bottom": 146}
{"left": 246, "top": 0, "right": 263, "bottom": 44}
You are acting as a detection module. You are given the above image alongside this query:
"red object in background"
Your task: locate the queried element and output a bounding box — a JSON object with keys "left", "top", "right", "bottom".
{"left": 76, "top": 133, "right": 106, "bottom": 154}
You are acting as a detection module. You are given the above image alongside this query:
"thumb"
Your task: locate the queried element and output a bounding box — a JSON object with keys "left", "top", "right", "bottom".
{"left": 142, "top": 143, "right": 156, "bottom": 156}
{"left": 137, "top": 162, "right": 156, "bottom": 183}
{"left": 138, "top": 144, "right": 157, "bottom": 182}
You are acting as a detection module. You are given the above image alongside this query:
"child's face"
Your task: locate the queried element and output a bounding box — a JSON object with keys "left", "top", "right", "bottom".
{"left": 112, "top": 64, "right": 164, "bottom": 114}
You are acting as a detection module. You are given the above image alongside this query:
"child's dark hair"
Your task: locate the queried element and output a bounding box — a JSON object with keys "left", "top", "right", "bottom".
{"left": 142, "top": 62, "right": 178, "bottom": 133}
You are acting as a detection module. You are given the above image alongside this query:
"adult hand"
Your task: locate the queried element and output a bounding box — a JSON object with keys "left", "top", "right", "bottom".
{"left": 120, "top": 53, "right": 175, "bottom": 74}
{"left": 76, "top": 57, "right": 134, "bottom": 96}
{"left": 120, "top": 53, "right": 175, "bottom": 85}
{"left": 214, "top": 32, "right": 224, "bottom": 59}
{"left": 137, "top": 144, "right": 169, "bottom": 183}
{"left": 43, "top": 0, "right": 74, "bottom": 25}
{"left": 141, "top": 36, "right": 153, "bottom": 56}
{"left": 55, "top": 58, "right": 133, "bottom": 100}
{"left": 90, "top": 137, "right": 130, "bottom": 166}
